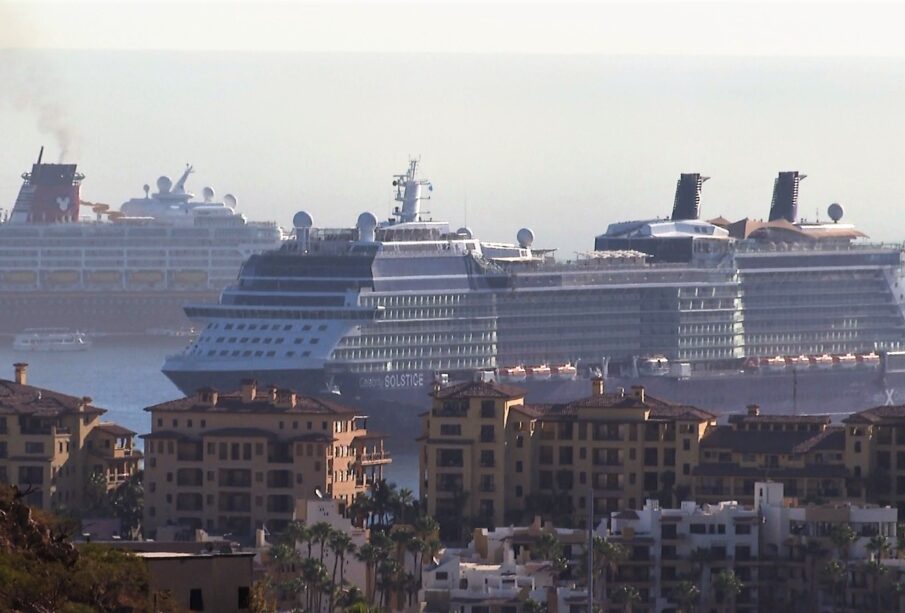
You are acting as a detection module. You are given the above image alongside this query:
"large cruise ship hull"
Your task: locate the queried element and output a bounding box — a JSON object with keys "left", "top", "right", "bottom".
{"left": 0, "top": 291, "right": 217, "bottom": 334}
{"left": 164, "top": 364, "right": 905, "bottom": 446}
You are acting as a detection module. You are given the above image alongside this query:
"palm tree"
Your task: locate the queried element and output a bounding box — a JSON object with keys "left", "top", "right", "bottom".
{"left": 348, "top": 493, "right": 373, "bottom": 529}
{"left": 356, "top": 542, "right": 382, "bottom": 604}
{"left": 285, "top": 520, "right": 313, "bottom": 559}
{"left": 830, "top": 524, "right": 857, "bottom": 609}
{"left": 395, "top": 487, "right": 416, "bottom": 524}
{"left": 311, "top": 521, "right": 334, "bottom": 565}
{"left": 712, "top": 569, "right": 742, "bottom": 613}
{"left": 523, "top": 597, "right": 549, "bottom": 613}
{"left": 863, "top": 559, "right": 888, "bottom": 613}
{"left": 822, "top": 559, "right": 846, "bottom": 613}
{"left": 670, "top": 580, "right": 700, "bottom": 613}
{"left": 406, "top": 536, "right": 426, "bottom": 584}
{"left": 584, "top": 536, "right": 627, "bottom": 605}
{"left": 867, "top": 533, "right": 894, "bottom": 562}
{"left": 802, "top": 540, "right": 827, "bottom": 609}
{"left": 328, "top": 531, "right": 355, "bottom": 613}
{"left": 612, "top": 585, "right": 641, "bottom": 613}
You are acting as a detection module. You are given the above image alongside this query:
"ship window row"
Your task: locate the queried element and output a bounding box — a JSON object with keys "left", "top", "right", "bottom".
{"left": 203, "top": 336, "right": 321, "bottom": 346}
{"left": 211, "top": 322, "right": 324, "bottom": 332}
{"left": 222, "top": 294, "right": 346, "bottom": 307}
{"left": 340, "top": 332, "right": 495, "bottom": 347}
{"left": 335, "top": 345, "right": 495, "bottom": 361}
{"left": 238, "top": 279, "right": 369, "bottom": 292}
{"left": 204, "top": 349, "right": 312, "bottom": 359}
{"left": 353, "top": 358, "right": 492, "bottom": 372}
{"left": 185, "top": 307, "right": 373, "bottom": 320}
{"left": 369, "top": 294, "right": 468, "bottom": 307}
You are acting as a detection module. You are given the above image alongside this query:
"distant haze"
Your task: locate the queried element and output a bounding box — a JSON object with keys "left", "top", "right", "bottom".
{"left": 2, "top": 50, "right": 905, "bottom": 251}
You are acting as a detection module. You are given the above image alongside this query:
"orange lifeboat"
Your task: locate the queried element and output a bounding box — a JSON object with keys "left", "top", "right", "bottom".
{"left": 813, "top": 354, "right": 834, "bottom": 370}
{"left": 551, "top": 364, "right": 578, "bottom": 380}
{"left": 498, "top": 366, "right": 527, "bottom": 382}
{"left": 858, "top": 352, "right": 880, "bottom": 368}
{"left": 835, "top": 353, "right": 857, "bottom": 369}
{"left": 766, "top": 356, "right": 787, "bottom": 371}
{"left": 526, "top": 364, "right": 552, "bottom": 380}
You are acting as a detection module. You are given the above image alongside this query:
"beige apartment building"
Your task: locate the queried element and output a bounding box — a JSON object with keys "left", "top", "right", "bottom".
{"left": 0, "top": 362, "right": 141, "bottom": 511}
{"left": 420, "top": 378, "right": 717, "bottom": 533}
{"left": 142, "top": 380, "right": 390, "bottom": 539}
{"left": 693, "top": 407, "right": 851, "bottom": 505}
{"left": 843, "top": 404, "right": 905, "bottom": 508}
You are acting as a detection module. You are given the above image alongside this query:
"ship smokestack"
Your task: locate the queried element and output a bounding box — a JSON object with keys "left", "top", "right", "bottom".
{"left": 768, "top": 171, "right": 806, "bottom": 223}
{"left": 36, "top": 146, "right": 43, "bottom": 165}
{"left": 670, "top": 173, "right": 709, "bottom": 221}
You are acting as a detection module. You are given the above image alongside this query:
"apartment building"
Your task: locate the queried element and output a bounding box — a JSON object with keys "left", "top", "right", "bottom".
{"left": 419, "top": 378, "right": 717, "bottom": 534}
{"left": 0, "top": 362, "right": 141, "bottom": 511}
{"left": 843, "top": 404, "right": 905, "bottom": 508}
{"left": 142, "top": 380, "right": 390, "bottom": 539}
{"left": 693, "top": 406, "right": 850, "bottom": 505}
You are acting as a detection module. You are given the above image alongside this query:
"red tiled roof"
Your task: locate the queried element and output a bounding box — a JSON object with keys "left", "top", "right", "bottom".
{"left": 96, "top": 422, "right": 136, "bottom": 437}
{"left": 145, "top": 390, "right": 357, "bottom": 415}
{"left": 844, "top": 405, "right": 905, "bottom": 424}
{"left": 0, "top": 378, "right": 105, "bottom": 418}
{"left": 434, "top": 381, "right": 526, "bottom": 400}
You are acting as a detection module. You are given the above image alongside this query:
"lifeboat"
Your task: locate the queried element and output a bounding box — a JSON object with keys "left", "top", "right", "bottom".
{"left": 813, "top": 354, "right": 834, "bottom": 370}
{"left": 835, "top": 353, "right": 858, "bottom": 369}
{"left": 44, "top": 271, "right": 79, "bottom": 285}
{"left": 128, "top": 270, "right": 164, "bottom": 285}
{"left": 526, "top": 364, "right": 552, "bottom": 380}
{"left": 766, "top": 356, "right": 787, "bottom": 371}
{"left": 551, "top": 364, "right": 578, "bottom": 380}
{"left": 791, "top": 355, "right": 811, "bottom": 369}
{"left": 173, "top": 270, "right": 208, "bottom": 284}
{"left": 86, "top": 271, "right": 122, "bottom": 284}
{"left": 3, "top": 271, "right": 37, "bottom": 284}
{"left": 858, "top": 352, "right": 881, "bottom": 368}
{"left": 498, "top": 366, "right": 527, "bottom": 382}
{"left": 638, "top": 355, "right": 670, "bottom": 377}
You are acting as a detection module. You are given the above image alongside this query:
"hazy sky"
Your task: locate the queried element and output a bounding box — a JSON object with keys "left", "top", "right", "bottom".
{"left": 3, "top": 2, "right": 905, "bottom": 252}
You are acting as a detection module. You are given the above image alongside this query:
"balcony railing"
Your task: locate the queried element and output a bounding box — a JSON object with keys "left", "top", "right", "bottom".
{"left": 357, "top": 451, "right": 391, "bottom": 464}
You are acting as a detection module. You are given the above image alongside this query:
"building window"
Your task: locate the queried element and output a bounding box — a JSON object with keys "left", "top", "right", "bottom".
{"left": 189, "top": 588, "right": 204, "bottom": 611}
{"left": 683, "top": 439, "right": 691, "bottom": 451}
{"left": 480, "top": 400, "right": 495, "bottom": 418}
{"left": 238, "top": 586, "right": 250, "bottom": 609}
{"left": 855, "top": 441, "right": 862, "bottom": 453}
{"left": 24, "top": 442, "right": 44, "bottom": 454}
{"left": 480, "top": 425, "right": 495, "bottom": 443}
{"left": 683, "top": 463, "right": 690, "bottom": 475}
{"left": 515, "top": 485, "right": 523, "bottom": 497}
{"left": 515, "top": 461, "right": 523, "bottom": 473}
{"left": 440, "top": 424, "right": 461, "bottom": 436}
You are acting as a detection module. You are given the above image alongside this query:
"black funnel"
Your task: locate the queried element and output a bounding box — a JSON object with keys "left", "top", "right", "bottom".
{"left": 768, "top": 171, "right": 806, "bottom": 223}
{"left": 670, "top": 173, "right": 709, "bottom": 221}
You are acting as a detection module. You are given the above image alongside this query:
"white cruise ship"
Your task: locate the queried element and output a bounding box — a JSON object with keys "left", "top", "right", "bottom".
{"left": 163, "top": 161, "right": 905, "bottom": 433}
{"left": 0, "top": 149, "right": 285, "bottom": 333}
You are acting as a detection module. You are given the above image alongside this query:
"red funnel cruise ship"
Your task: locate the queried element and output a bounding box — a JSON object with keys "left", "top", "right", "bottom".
{"left": 0, "top": 149, "right": 285, "bottom": 334}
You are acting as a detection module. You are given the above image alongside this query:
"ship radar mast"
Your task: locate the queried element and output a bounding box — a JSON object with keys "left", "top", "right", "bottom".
{"left": 173, "top": 164, "right": 194, "bottom": 195}
{"left": 392, "top": 158, "right": 432, "bottom": 223}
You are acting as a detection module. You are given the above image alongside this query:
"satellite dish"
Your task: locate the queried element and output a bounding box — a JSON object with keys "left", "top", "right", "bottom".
{"left": 293, "top": 210, "right": 314, "bottom": 230}
{"left": 223, "top": 194, "right": 238, "bottom": 209}
{"left": 202, "top": 186, "right": 215, "bottom": 202}
{"left": 142, "top": 184, "right": 150, "bottom": 197}
{"left": 156, "top": 176, "right": 172, "bottom": 193}
{"left": 457, "top": 227, "right": 474, "bottom": 239}
{"left": 517, "top": 227, "right": 535, "bottom": 248}
{"left": 314, "top": 488, "right": 324, "bottom": 499}
{"left": 827, "top": 202, "right": 844, "bottom": 223}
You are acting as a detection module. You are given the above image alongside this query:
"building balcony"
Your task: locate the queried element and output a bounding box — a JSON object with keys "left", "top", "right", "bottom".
{"left": 356, "top": 451, "right": 391, "bottom": 465}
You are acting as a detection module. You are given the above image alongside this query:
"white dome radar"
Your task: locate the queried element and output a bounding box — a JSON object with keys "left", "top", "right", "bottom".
{"left": 517, "top": 227, "right": 535, "bottom": 248}
{"left": 357, "top": 211, "right": 379, "bottom": 242}
{"left": 827, "top": 202, "right": 845, "bottom": 223}
{"left": 202, "top": 186, "right": 215, "bottom": 202}
{"left": 223, "top": 194, "right": 238, "bottom": 209}
{"left": 156, "top": 176, "right": 173, "bottom": 193}
{"left": 293, "top": 211, "right": 314, "bottom": 230}
{"left": 457, "top": 227, "right": 474, "bottom": 239}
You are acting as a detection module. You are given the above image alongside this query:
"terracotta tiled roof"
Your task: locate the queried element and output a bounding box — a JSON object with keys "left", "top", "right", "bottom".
{"left": 95, "top": 422, "right": 136, "bottom": 437}
{"left": 728, "top": 414, "right": 831, "bottom": 425}
{"left": 145, "top": 390, "right": 357, "bottom": 415}
{"left": 434, "top": 380, "right": 526, "bottom": 400}
{"left": 844, "top": 405, "right": 905, "bottom": 424}
{"left": 0, "top": 378, "right": 105, "bottom": 417}
{"left": 693, "top": 463, "right": 847, "bottom": 479}
{"left": 527, "top": 390, "right": 715, "bottom": 422}
{"left": 700, "top": 425, "right": 842, "bottom": 454}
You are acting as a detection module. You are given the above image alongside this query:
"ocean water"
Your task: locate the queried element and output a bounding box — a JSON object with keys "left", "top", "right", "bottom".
{"left": 0, "top": 335, "right": 419, "bottom": 492}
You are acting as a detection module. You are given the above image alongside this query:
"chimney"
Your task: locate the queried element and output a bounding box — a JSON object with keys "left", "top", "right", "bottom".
{"left": 240, "top": 379, "right": 257, "bottom": 403}
{"left": 747, "top": 404, "right": 761, "bottom": 417}
{"left": 79, "top": 396, "right": 92, "bottom": 412}
{"left": 197, "top": 388, "right": 219, "bottom": 407}
{"left": 266, "top": 384, "right": 278, "bottom": 402}
{"left": 631, "top": 385, "right": 645, "bottom": 402}
{"left": 591, "top": 376, "right": 605, "bottom": 397}
{"left": 13, "top": 362, "right": 27, "bottom": 385}
{"left": 276, "top": 389, "right": 297, "bottom": 409}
